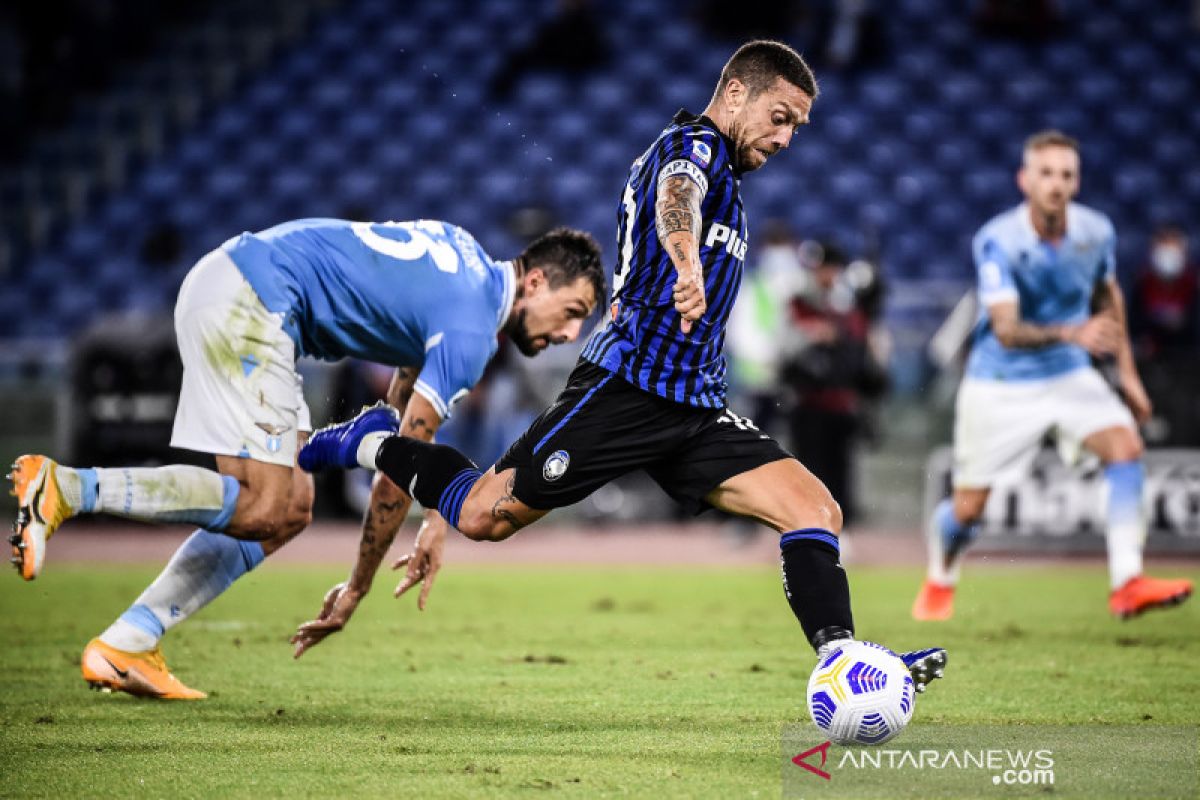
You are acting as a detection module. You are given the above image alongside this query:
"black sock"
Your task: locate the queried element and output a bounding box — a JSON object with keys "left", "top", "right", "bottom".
{"left": 779, "top": 528, "right": 855, "bottom": 652}
{"left": 375, "top": 436, "right": 480, "bottom": 514}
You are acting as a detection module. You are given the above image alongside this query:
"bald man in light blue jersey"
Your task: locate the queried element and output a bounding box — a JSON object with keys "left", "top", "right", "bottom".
{"left": 9, "top": 219, "right": 603, "bottom": 698}
{"left": 913, "top": 131, "right": 1192, "bottom": 622}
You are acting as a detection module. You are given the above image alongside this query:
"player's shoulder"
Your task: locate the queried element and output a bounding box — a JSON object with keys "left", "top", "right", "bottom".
{"left": 655, "top": 109, "right": 725, "bottom": 169}
{"left": 972, "top": 205, "right": 1025, "bottom": 251}
{"left": 1068, "top": 202, "right": 1115, "bottom": 240}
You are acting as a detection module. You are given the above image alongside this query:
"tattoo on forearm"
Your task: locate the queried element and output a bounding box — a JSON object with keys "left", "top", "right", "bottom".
{"left": 353, "top": 496, "right": 409, "bottom": 582}
{"left": 406, "top": 416, "right": 434, "bottom": 439}
{"left": 489, "top": 473, "right": 523, "bottom": 531}
{"left": 997, "top": 321, "right": 1064, "bottom": 349}
{"left": 656, "top": 176, "right": 701, "bottom": 243}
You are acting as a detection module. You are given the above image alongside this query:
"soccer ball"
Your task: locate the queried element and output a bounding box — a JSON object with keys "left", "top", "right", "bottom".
{"left": 806, "top": 640, "right": 915, "bottom": 745}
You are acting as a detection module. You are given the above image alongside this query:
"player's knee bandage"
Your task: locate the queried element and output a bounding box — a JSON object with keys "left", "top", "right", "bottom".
{"left": 779, "top": 529, "right": 855, "bottom": 651}
{"left": 375, "top": 438, "right": 481, "bottom": 524}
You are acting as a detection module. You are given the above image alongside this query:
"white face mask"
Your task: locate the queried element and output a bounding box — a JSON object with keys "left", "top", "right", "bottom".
{"left": 1152, "top": 244, "right": 1185, "bottom": 279}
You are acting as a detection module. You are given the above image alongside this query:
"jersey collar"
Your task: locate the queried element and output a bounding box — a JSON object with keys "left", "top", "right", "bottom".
{"left": 672, "top": 108, "right": 741, "bottom": 176}
{"left": 1019, "top": 201, "right": 1077, "bottom": 245}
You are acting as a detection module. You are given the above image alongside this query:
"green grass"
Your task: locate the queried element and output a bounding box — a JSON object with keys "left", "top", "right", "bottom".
{"left": 0, "top": 563, "right": 1197, "bottom": 798}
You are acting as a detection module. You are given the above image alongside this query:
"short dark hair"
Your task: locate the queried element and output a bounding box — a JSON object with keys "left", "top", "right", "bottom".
{"left": 716, "top": 40, "right": 817, "bottom": 100}
{"left": 519, "top": 227, "right": 607, "bottom": 306}
{"left": 1023, "top": 129, "right": 1078, "bottom": 155}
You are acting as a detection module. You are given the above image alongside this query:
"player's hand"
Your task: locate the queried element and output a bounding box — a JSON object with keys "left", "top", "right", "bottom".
{"left": 1120, "top": 373, "right": 1154, "bottom": 425}
{"left": 393, "top": 515, "right": 447, "bottom": 611}
{"left": 673, "top": 262, "right": 706, "bottom": 334}
{"left": 290, "top": 581, "right": 364, "bottom": 659}
{"left": 1065, "top": 315, "right": 1121, "bottom": 357}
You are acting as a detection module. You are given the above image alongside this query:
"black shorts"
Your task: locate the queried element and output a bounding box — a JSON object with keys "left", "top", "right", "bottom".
{"left": 495, "top": 360, "right": 793, "bottom": 514}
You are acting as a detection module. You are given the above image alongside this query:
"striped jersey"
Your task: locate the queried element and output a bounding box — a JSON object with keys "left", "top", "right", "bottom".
{"left": 581, "top": 109, "right": 747, "bottom": 408}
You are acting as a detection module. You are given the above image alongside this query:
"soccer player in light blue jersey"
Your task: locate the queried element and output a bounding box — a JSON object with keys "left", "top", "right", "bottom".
{"left": 912, "top": 131, "right": 1192, "bottom": 621}
{"left": 9, "top": 218, "right": 603, "bottom": 697}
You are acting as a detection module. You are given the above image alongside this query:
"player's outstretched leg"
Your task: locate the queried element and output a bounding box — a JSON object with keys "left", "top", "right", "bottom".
{"left": 301, "top": 402, "right": 492, "bottom": 533}
{"left": 912, "top": 495, "right": 982, "bottom": 621}
{"left": 1101, "top": 460, "right": 1193, "bottom": 618}
{"left": 8, "top": 454, "right": 242, "bottom": 580}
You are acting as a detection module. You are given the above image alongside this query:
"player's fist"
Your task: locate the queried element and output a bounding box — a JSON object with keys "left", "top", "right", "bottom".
{"left": 673, "top": 264, "right": 706, "bottom": 334}
{"left": 1065, "top": 315, "right": 1120, "bottom": 357}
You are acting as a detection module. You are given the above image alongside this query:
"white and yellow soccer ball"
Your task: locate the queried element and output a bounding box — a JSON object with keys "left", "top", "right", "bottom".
{"left": 806, "top": 640, "right": 915, "bottom": 745}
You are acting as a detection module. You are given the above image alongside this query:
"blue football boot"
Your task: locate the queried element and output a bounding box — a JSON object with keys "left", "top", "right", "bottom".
{"left": 298, "top": 402, "right": 399, "bottom": 472}
{"left": 899, "top": 647, "right": 947, "bottom": 693}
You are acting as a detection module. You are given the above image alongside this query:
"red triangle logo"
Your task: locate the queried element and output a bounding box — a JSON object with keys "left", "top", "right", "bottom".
{"left": 792, "top": 740, "right": 832, "bottom": 780}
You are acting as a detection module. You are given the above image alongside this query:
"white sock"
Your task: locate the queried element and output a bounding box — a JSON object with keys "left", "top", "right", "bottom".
{"left": 356, "top": 432, "right": 390, "bottom": 470}
{"left": 91, "top": 466, "right": 239, "bottom": 530}
{"left": 99, "top": 618, "right": 159, "bottom": 652}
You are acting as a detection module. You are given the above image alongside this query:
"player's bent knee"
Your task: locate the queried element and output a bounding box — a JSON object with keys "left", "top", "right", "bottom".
{"left": 454, "top": 507, "right": 515, "bottom": 542}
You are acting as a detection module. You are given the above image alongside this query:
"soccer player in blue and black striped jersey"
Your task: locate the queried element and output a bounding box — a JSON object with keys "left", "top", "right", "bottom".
{"left": 299, "top": 41, "right": 947, "bottom": 691}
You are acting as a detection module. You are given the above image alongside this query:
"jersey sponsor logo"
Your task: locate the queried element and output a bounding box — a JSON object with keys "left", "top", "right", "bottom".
{"left": 704, "top": 222, "right": 748, "bottom": 261}
{"left": 689, "top": 139, "right": 712, "bottom": 167}
{"left": 543, "top": 449, "right": 570, "bottom": 482}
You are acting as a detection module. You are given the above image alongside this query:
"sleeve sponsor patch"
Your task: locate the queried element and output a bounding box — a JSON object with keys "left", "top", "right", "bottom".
{"left": 689, "top": 139, "right": 712, "bottom": 167}
{"left": 657, "top": 158, "right": 709, "bottom": 197}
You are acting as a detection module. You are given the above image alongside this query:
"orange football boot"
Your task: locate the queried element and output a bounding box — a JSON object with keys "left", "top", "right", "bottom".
{"left": 1109, "top": 575, "right": 1193, "bottom": 619}
{"left": 911, "top": 579, "right": 956, "bottom": 621}
{"left": 8, "top": 455, "right": 74, "bottom": 580}
{"left": 81, "top": 638, "right": 207, "bottom": 700}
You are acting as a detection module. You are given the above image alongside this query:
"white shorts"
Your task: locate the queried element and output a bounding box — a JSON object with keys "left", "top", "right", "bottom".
{"left": 952, "top": 368, "right": 1135, "bottom": 489}
{"left": 170, "top": 249, "right": 312, "bottom": 467}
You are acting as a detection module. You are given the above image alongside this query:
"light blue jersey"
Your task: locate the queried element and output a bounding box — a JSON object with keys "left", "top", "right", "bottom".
{"left": 222, "top": 218, "right": 515, "bottom": 418}
{"left": 966, "top": 202, "right": 1116, "bottom": 382}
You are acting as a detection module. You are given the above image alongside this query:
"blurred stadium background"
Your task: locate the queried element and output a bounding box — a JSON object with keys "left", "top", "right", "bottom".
{"left": 1, "top": 0, "right": 1198, "bottom": 551}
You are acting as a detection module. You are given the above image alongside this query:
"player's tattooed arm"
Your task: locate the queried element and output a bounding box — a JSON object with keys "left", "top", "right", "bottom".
{"left": 656, "top": 173, "right": 706, "bottom": 333}
{"left": 345, "top": 391, "right": 443, "bottom": 595}
{"left": 988, "top": 300, "right": 1118, "bottom": 353}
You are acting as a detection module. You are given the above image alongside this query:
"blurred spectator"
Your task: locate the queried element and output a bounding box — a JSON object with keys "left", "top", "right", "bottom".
{"left": 488, "top": 0, "right": 610, "bottom": 98}
{"left": 1130, "top": 224, "right": 1200, "bottom": 446}
{"left": 782, "top": 242, "right": 888, "bottom": 525}
{"left": 1130, "top": 224, "right": 1198, "bottom": 361}
{"left": 727, "top": 221, "right": 802, "bottom": 435}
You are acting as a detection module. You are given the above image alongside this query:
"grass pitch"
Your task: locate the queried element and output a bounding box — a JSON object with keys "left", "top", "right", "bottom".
{"left": 0, "top": 561, "right": 1197, "bottom": 798}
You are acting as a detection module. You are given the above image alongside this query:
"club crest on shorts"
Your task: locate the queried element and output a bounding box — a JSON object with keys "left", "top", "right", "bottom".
{"left": 543, "top": 449, "right": 570, "bottom": 482}
{"left": 255, "top": 422, "right": 291, "bottom": 454}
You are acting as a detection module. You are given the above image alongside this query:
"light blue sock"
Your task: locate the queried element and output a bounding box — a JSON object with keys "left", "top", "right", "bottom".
{"left": 99, "top": 529, "right": 265, "bottom": 651}
{"left": 1104, "top": 461, "right": 1145, "bottom": 589}
{"left": 931, "top": 497, "right": 980, "bottom": 584}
